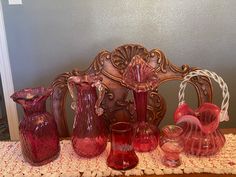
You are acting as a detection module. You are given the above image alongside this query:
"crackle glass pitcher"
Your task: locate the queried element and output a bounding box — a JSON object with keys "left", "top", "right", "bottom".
{"left": 68, "top": 74, "right": 107, "bottom": 158}
{"left": 11, "top": 87, "right": 60, "bottom": 165}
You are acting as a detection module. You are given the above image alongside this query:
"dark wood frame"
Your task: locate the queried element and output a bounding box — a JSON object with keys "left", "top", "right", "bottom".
{"left": 51, "top": 44, "right": 212, "bottom": 137}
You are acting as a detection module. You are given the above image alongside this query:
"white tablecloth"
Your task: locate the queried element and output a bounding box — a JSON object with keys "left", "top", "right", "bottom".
{"left": 0, "top": 134, "right": 236, "bottom": 177}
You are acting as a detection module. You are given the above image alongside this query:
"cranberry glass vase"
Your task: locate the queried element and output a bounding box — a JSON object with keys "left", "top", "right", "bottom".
{"left": 123, "top": 55, "right": 160, "bottom": 152}
{"left": 11, "top": 87, "right": 60, "bottom": 165}
{"left": 107, "top": 122, "right": 138, "bottom": 170}
{"left": 159, "top": 125, "right": 184, "bottom": 167}
{"left": 68, "top": 74, "right": 107, "bottom": 158}
{"left": 132, "top": 91, "right": 158, "bottom": 152}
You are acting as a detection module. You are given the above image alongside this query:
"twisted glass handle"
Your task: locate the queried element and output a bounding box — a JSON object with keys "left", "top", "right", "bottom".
{"left": 178, "top": 69, "right": 230, "bottom": 122}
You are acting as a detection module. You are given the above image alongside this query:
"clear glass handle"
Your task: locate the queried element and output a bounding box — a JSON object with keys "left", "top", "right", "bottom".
{"left": 93, "top": 81, "right": 106, "bottom": 116}
{"left": 67, "top": 75, "right": 105, "bottom": 116}
{"left": 67, "top": 76, "right": 79, "bottom": 112}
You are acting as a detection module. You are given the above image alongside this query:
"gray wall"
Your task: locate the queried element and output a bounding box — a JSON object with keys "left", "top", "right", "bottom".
{"left": 2, "top": 0, "right": 236, "bottom": 129}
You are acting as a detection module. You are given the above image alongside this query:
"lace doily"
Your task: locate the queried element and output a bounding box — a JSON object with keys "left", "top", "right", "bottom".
{"left": 0, "top": 134, "right": 236, "bottom": 177}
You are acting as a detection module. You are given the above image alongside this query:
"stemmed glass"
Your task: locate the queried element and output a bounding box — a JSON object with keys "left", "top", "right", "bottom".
{"left": 159, "top": 125, "right": 184, "bottom": 167}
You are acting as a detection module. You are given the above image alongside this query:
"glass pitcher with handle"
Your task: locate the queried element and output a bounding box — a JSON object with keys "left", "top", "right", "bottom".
{"left": 68, "top": 74, "right": 107, "bottom": 158}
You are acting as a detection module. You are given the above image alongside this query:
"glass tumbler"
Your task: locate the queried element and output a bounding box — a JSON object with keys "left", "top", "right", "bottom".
{"left": 159, "top": 125, "right": 184, "bottom": 167}
{"left": 107, "top": 122, "right": 139, "bottom": 170}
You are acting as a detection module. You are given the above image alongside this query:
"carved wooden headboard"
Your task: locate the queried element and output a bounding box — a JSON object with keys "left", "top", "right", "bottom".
{"left": 51, "top": 44, "right": 212, "bottom": 137}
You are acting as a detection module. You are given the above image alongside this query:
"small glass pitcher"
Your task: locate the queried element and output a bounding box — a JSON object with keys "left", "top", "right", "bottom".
{"left": 68, "top": 74, "right": 107, "bottom": 158}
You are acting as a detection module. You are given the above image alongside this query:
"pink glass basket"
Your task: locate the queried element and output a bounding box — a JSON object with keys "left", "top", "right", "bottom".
{"left": 174, "top": 69, "right": 230, "bottom": 156}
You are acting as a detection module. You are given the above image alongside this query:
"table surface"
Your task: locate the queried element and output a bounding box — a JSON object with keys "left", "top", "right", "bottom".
{"left": 1, "top": 128, "right": 235, "bottom": 177}
{"left": 119, "top": 128, "right": 236, "bottom": 177}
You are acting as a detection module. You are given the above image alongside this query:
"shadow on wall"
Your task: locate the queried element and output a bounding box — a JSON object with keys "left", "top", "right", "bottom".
{"left": 0, "top": 75, "right": 10, "bottom": 140}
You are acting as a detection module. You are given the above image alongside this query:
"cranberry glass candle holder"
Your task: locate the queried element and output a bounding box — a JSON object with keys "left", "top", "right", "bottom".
{"left": 11, "top": 87, "right": 60, "bottom": 165}
{"left": 122, "top": 55, "right": 160, "bottom": 152}
{"left": 107, "top": 122, "right": 138, "bottom": 170}
{"left": 159, "top": 125, "right": 184, "bottom": 168}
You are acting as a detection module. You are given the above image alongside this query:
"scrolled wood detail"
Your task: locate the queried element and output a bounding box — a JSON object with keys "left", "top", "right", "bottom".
{"left": 147, "top": 48, "right": 211, "bottom": 105}
{"left": 147, "top": 91, "right": 167, "bottom": 126}
{"left": 111, "top": 44, "right": 149, "bottom": 74}
{"left": 51, "top": 44, "right": 212, "bottom": 137}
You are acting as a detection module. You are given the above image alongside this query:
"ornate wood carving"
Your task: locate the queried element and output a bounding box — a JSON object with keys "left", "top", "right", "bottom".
{"left": 51, "top": 44, "right": 212, "bottom": 137}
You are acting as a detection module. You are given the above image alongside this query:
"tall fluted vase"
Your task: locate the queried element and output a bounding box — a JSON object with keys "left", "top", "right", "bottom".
{"left": 123, "top": 55, "right": 160, "bottom": 152}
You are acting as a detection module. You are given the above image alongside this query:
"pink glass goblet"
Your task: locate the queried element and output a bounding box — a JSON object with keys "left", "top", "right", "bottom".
{"left": 159, "top": 125, "right": 184, "bottom": 168}
{"left": 107, "top": 122, "right": 139, "bottom": 170}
